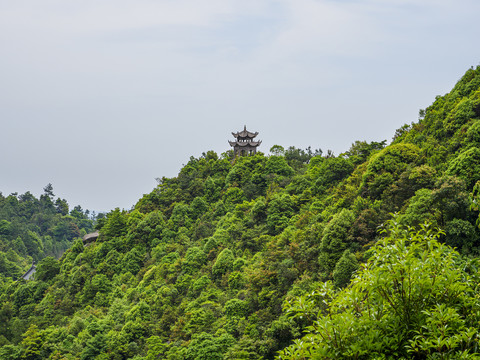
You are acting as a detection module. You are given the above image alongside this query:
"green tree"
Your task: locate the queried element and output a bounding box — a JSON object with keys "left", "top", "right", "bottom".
{"left": 318, "top": 209, "right": 355, "bottom": 274}
{"left": 265, "top": 156, "right": 295, "bottom": 177}
{"left": 0, "top": 344, "right": 22, "bottom": 360}
{"left": 54, "top": 198, "right": 69, "bottom": 216}
{"left": 212, "top": 248, "right": 234, "bottom": 277}
{"left": 279, "top": 220, "right": 480, "bottom": 359}
{"left": 224, "top": 298, "right": 247, "bottom": 318}
{"left": 362, "top": 143, "right": 420, "bottom": 199}
{"left": 145, "top": 336, "right": 166, "bottom": 360}
{"left": 11, "top": 237, "right": 27, "bottom": 255}
{"left": 343, "top": 140, "right": 386, "bottom": 165}
{"left": 223, "top": 188, "right": 246, "bottom": 211}
{"left": 34, "top": 256, "right": 60, "bottom": 282}
{"left": 444, "top": 218, "right": 477, "bottom": 253}
{"left": 169, "top": 202, "right": 192, "bottom": 229}
{"left": 185, "top": 332, "right": 235, "bottom": 360}
{"left": 131, "top": 210, "right": 165, "bottom": 244}
{"left": 100, "top": 208, "right": 128, "bottom": 240}
{"left": 81, "top": 333, "right": 107, "bottom": 360}
{"left": 284, "top": 146, "right": 321, "bottom": 169}
{"left": 183, "top": 246, "right": 206, "bottom": 274}
{"left": 121, "top": 248, "right": 144, "bottom": 275}
{"left": 313, "top": 157, "right": 354, "bottom": 193}
{"left": 267, "top": 194, "right": 294, "bottom": 235}
{"left": 270, "top": 145, "right": 285, "bottom": 156}
{"left": 20, "top": 325, "right": 42, "bottom": 360}
{"left": 0, "top": 220, "right": 11, "bottom": 235}
{"left": 332, "top": 249, "right": 358, "bottom": 288}
{"left": 43, "top": 183, "right": 54, "bottom": 199}
{"left": 190, "top": 197, "right": 208, "bottom": 220}
{"left": 447, "top": 147, "right": 480, "bottom": 189}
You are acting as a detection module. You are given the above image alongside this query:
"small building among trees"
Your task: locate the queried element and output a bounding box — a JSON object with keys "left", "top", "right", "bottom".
{"left": 83, "top": 231, "right": 99, "bottom": 245}
{"left": 229, "top": 126, "right": 262, "bottom": 156}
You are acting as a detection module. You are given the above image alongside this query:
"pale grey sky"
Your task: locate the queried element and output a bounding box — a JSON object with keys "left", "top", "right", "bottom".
{"left": 1, "top": 0, "right": 479, "bottom": 212}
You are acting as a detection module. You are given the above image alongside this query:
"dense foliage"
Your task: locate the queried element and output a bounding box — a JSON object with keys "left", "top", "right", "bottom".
{"left": 1, "top": 66, "right": 480, "bottom": 359}
{"left": 279, "top": 220, "right": 480, "bottom": 359}
{"left": 0, "top": 184, "right": 94, "bottom": 279}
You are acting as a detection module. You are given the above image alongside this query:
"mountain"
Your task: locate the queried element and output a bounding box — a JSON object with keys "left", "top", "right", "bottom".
{"left": 1, "top": 66, "right": 480, "bottom": 359}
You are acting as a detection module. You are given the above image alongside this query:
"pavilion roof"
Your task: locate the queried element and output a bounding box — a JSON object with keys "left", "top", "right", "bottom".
{"left": 228, "top": 140, "right": 262, "bottom": 147}
{"left": 83, "top": 231, "right": 100, "bottom": 244}
{"left": 232, "top": 125, "right": 258, "bottom": 139}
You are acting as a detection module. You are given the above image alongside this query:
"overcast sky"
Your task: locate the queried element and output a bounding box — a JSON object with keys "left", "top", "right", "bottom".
{"left": 1, "top": 0, "right": 479, "bottom": 212}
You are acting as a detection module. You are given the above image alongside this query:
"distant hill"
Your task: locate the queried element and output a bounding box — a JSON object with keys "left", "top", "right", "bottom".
{"left": 1, "top": 66, "right": 480, "bottom": 359}
{"left": 0, "top": 185, "right": 94, "bottom": 279}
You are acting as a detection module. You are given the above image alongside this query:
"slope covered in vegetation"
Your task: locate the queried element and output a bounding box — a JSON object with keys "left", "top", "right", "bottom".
{"left": 0, "top": 185, "right": 94, "bottom": 280}
{"left": 1, "top": 66, "right": 480, "bottom": 359}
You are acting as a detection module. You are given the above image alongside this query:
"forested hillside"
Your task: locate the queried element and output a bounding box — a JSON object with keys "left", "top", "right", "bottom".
{"left": 1, "top": 66, "right": 480, "bottom": 359}
{"left": 0, "top": 185, "right": 94, "bottom": 280}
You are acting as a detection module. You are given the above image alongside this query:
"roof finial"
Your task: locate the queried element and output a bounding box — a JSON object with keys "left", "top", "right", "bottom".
{"left": 244, "top": 125, "right": 247, "bottom": 131}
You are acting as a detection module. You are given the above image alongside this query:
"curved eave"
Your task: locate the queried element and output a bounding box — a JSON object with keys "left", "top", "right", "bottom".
{"left": 232, "top": 131, "right": 259, "bottom": 138}
{"left": 83, "top": 231, "right": 100, "bottom": 243}
{"left": 229, "top": 140, "right": 262, "bottom": 147}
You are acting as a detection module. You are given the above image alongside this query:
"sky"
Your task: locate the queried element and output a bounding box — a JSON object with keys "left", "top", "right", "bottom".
{"left": 1, "top": 0, "right": 480, "bottom": 213}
